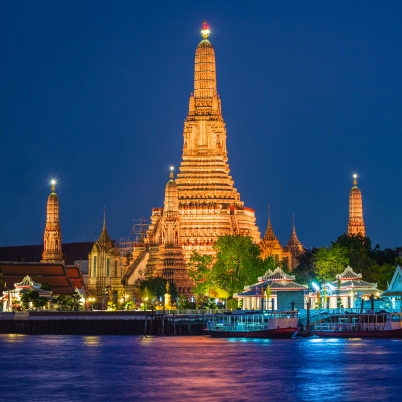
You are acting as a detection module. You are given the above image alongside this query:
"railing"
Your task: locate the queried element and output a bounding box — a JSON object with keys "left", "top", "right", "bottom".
{"left": 207, "top": 322, "right": 266, "bottom": 332}
{"left": 153, "top": 309, "right": 228, "bottom": 315}
{"left": 315, "top": 322, "right": 385, "bottom": 332}
{"left": 298, "top": 308, "right": 398, "bottom": 326}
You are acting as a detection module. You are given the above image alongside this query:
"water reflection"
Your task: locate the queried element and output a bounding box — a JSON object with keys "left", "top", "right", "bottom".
{"left": 84, "top": 336, "right": 100, "bottom": 347}
{"left": 0, "top": 336, "right": 401, "bottom": 401}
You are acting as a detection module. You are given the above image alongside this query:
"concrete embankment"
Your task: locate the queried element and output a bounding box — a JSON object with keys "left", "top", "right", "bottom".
{"left": 0, "top": 311, "right": 206, "bottom": 336}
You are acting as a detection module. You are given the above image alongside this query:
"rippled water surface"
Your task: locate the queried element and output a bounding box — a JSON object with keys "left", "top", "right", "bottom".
{"left": 1, "top": 335, "right": 402, "bottom": 401}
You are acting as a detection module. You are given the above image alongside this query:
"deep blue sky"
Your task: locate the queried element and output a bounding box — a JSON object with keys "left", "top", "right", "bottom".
{"left": 0, "top": 1, "right": 401, "bottom": 249}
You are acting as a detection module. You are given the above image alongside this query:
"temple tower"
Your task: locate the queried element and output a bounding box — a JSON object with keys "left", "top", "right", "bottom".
{"left": 150, "top": 169, "right": 193, "bottom": 295}
{"left": 283, "top": 215, "right": 305, "bottom": 270}
{"left": 88, "top": 212, "right": 121, "bottom": 296}
{"left": 41, "top": 180, "right": 64, "bottom": 262}
{"left": 175, "top": 21, "right": 260, "bottom": 259}
{"left": 259, "top": 207, "right": 286, "bottom": 265}
{"left": 348, "top": 174, "right": 366, "bottom": 237}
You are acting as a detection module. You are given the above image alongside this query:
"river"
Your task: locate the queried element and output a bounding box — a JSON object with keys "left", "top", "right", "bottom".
{"left": 0, "top": 335, "right": 401, "bottom": 401}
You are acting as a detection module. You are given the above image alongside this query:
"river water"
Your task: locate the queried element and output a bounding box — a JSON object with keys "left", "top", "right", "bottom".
{"left": 1, "top": 335, "right": 401, "bottom": 401}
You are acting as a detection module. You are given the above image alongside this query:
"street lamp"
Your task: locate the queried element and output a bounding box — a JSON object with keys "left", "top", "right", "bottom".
{"left": 89, "top": 297, "right": 95, "bottom": 310}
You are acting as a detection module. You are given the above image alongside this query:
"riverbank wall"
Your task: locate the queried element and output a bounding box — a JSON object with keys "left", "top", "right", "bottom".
{"left": 0, "top": 312, "right": 206, "bottom": 336}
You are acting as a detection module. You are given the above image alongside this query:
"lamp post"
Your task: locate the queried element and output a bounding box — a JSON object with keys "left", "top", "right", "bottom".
{"left": 89, "top": 297, "right": 95, "bottom": 310}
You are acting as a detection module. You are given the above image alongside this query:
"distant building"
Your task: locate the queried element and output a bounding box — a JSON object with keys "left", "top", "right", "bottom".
{"left": 87, "top": 214, "right": 122, "bottom": 298}
{"left": 259, "top": 211, "right": 305, "bottom": 270}
{"left": 348, "top": 175, "right": 366, "bottom": 236}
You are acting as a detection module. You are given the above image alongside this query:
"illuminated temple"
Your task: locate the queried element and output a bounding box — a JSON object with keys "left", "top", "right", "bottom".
{"left": 348, "top": 174, "right": 366, "bottom": 236}
{"left": 123, "top": 22, "right": 260, "bottom": 291}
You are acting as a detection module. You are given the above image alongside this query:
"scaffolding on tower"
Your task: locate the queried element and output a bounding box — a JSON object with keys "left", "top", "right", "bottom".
{"left": 116, "top": 217, "right": 149, "bottom": 259}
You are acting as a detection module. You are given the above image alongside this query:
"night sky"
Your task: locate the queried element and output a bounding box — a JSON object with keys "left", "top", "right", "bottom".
{"left": 1, "top": 1, "right": 401, "bottom": 250}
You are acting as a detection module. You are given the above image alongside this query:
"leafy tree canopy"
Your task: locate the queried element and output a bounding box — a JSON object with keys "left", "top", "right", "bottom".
{"left": 211, "top": 235, "right": 273, "bottom": 296}
{"left": 313, "top": 244, "right": 349, "bottom": 281}
{"left": 139, "top": 277, "right": 178, "bottom": 299}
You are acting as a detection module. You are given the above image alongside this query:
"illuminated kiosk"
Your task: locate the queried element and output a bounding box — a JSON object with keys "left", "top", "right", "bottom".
{"left": 234, "top": 268, "right": 308, "bottom": 310}
{"left": 309, "top": 266, "right": 380, "bottom": 309}
{"left": 1, "top": 275, "right": 52, "bottom": 312}
{"left": 381, "top": 266, "right": 402, "bottom": 310}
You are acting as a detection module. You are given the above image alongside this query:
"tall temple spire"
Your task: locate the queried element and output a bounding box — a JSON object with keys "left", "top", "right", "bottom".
{"left": 348, "top": 174, "right": 366, "bottom": 236}
{"left": 41, "top": 179, "right": 63, "bottom": 262}
{"left": 174, "top": 21, "right": 260, "bottom": 259}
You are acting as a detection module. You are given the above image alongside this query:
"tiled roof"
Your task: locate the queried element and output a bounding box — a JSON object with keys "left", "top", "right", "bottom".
{"left": 262, "top": 267, "right": 295, "bottom": 281}
{"left": 338, "top": 266, "right": 362, "bottom": 280}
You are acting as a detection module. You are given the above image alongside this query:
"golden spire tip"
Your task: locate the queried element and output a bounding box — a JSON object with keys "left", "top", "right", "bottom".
{"left": 201, "top": 20, "right": 210, "bottom": 39}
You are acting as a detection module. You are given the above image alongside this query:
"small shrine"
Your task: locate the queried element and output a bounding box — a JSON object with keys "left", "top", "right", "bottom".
{"left": 1, "top": 275, "right": 53, "bottom": 312}
{"left": 309, "top": 266, "right": 380, "bottom": 309}
{"left": 234, "top": 268, "right": 308, "bottom": 310}
{"left": 381, "top": 265, "right": 402, "bottom": 309}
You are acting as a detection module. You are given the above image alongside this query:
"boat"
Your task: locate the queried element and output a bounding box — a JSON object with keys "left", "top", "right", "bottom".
{"left": 204, "top": 310, "right": 298, "bottom": 339}
{"left": 314, "top": 311, "right": 402, "bottom": 338}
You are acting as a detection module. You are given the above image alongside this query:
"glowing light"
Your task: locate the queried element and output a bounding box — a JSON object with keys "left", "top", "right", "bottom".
{"left": 327, "top": 283, "right": 335, "bottom": 291}
{"left": 170, "top": 166, "right": 174, "bottom": 171}
{"left": 311, "top": 282, "right": 320, "bottom": 292}
{"left": 353, "top": 174, "right": 357, "bottom": 179}
{"left": 201, "top": 20, "right": 210, "bottom": 39}
{"left": 50, "top": 179, "right": 57, "bottom": 186}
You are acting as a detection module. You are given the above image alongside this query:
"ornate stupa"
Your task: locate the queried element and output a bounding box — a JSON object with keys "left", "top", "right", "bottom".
{"left": 175, "top": 21, "right": 260, "bottom": 258}
{"left": 149, "top": 169, "right": 193, "bottom": 295}
{"left": 348, "top": 174, "right": 366, "bottom": 236}
{"left": 41, "top": 180, "right": 64, "bottom": 262}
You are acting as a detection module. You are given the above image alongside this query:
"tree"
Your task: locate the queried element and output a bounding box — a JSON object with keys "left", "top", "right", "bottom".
{"left": 40, "top": 283, "right": 51, "bottom": 291}
{"left": 314, "top": 244, "right": 349, "bottom": 281}
{"left": 293, "top": 248, "right": 318, "bottom": 284}
{"left": 139, "top": 277, "right": 178, "bottom": 300}
{"left": 211, "top": 235, "right": 272, "bottom": 296}
{"left": 187, "top": 251, "right": 213, "bottom": 299}
{"left": 20, "top": 292, "right": 31, "bottom": 309}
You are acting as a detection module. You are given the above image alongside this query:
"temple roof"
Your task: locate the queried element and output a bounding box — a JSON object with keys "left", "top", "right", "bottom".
{"left": 92, "top": 212, "right": 116, "bottom": 253}
{"left": 237, "top": 279, "right": 307, "bottom": 296}
{"left": 337, "top": 266, "right": 362, "bottom": 280}
{"left": 15, "top": 275, "right": 41, "bottom": 289}
{"left": 261, "top": 267, "right": 295, "bottom": 281}
{"left": 284, "top": 215, "right": 304, "bottom": 252}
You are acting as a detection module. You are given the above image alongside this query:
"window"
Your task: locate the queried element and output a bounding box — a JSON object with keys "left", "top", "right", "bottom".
{"left": 93, "top": 256, "right": 97, "bottom": 276}
{"left": 107, "top": 258, "right": 110, "bottom": 276}
{"left": 114, "top": 260, "right": 118, "bottom": 276}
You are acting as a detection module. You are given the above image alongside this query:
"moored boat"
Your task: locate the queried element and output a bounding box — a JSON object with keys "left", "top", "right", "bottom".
{"left": 205, "top": 311, "right": 298, "bottom": 339}
{"left": 314, "top": 311, "right": 402, "bottom": 338}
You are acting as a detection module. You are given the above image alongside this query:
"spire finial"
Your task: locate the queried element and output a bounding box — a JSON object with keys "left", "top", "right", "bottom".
{"left": 50, "top": 179, "right": 57, "bottom": 193}
{"left": 353, "top": 174, "right": 357, "bottom": 186}
{"left": 292, "top": 212, "right": 295, "bottom": 233}
{"left": 201, "top": 20, "right": 210, "bottom": 39}
{"left": 170, "top": 166, "right": 174, "bottom": 179}
{"left": 103, "top": 207, "right": 107, "bottom": 232}
{"left": 268, "top": 204, "right": 271, "bottom": 225}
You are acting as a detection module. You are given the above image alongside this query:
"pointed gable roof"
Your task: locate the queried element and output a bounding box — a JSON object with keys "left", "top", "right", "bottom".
{"left": 14, "top": 275, "right": 41, "bottom": 289}
{"left": 284, "top": 215, "right": 304, "bottom": 253}
{"left": 92, "top": 212, "right": 116, "bottom": 253}
{"left": 337, "top": 266, "right": 362, "bottom": 280}
{"left": 261, "top": 267, "right": 295, "bottom": 281}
